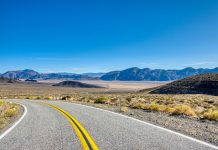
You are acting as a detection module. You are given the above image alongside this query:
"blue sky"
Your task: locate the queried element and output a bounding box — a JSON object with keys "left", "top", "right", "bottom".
{"left": 0, "top": 0, "right": 218, "bottom": 73}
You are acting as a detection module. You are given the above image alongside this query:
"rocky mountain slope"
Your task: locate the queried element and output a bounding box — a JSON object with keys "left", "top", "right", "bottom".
{"left": 149, "top": 73, "right": 218, "bottom": 95}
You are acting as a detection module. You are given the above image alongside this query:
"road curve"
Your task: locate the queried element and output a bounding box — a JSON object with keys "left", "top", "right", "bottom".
{"left": 0, "top": 100, "right": 217, "bottom": 150}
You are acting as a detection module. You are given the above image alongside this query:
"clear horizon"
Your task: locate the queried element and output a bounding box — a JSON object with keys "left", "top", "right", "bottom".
{"left": 1, "top": 0, "right": 218, "bottom": 73}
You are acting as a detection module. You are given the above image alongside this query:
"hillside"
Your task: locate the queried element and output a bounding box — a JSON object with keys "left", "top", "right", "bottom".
{"left": 0, "top": 77, "right": 19, "bottom": 83}
{"left": 53, "top": 81, "right": 104, "bottom": 88}
{"left": 149, "top": 74, "right": 218, "bottom": 96}
{"left": 101, "top": 67, "right": 218, "bottom": 81}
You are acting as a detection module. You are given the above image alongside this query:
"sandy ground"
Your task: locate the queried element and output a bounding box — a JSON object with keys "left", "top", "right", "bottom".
{"left": 38, "top": 80, "right": 168, "bottom": 91}
{"left": 0, "top": 80, "right": 168, "bottom": 98}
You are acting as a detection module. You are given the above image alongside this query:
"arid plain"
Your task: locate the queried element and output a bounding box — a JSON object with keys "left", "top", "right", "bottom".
{"left": 0, "top": 79, "right": 217, "bottom": 145}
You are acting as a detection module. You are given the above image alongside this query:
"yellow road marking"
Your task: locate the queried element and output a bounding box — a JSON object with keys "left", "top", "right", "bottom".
{"left": 38, "top": 102, "right": 99, "bottom": 150}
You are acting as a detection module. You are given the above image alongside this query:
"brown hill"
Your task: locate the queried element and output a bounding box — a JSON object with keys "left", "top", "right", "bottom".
{"left": 149, "top": 74, "right": 218, "bottom": 96}
{"left": 53, "top": 81, "right": 104, "bottom": 88}
{"left": 0, "top": 77, "right": 19, "bottom": 83}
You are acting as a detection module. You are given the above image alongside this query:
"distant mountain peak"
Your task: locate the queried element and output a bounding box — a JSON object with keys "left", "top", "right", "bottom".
{"left": 182, "top": 67, "right": 195, "bottom": 70}
{"left": 123, "top": 67, "right": 140, "bottom": 71}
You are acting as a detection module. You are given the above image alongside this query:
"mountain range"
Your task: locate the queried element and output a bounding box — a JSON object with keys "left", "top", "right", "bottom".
{"left": 1, "top": 67, "right": 218, "bottom": 81}
{"left": 0, "top": 69, "right": 97, "bottom": 80}
{"left": 100, "top": 67, "right": 218, "bottom": 81}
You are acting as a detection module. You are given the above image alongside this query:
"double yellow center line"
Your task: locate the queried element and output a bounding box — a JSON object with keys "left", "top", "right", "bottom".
{"left": 40, "top": 102, "right": 99, "bottom": 150}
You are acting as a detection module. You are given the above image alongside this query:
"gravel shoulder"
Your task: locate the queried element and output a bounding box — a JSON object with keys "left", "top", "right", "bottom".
{"left": 68, "top": 100, "right": 218, "bottom": 146}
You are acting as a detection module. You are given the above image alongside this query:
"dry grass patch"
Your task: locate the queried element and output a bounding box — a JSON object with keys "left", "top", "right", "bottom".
{"left": 4, "top": 108, "right": 18, "bottom": 117}
{"left": 2, "top": 84, "right": 218, "bottom": 122}
{"left": 94, "top": 97, "right": 108, "bottom": 104}
{"left": 44, "top": 96, "right": 53, "bottom": 100}
{"left": 146, "top": 102, "right": 164, "bottom": 111}
{"left": 130, "top": 102, "right": 146, "bottom": 109}
{"left": 0, "top": 100, "right": 20, "bottom": 129}
{"left": 17, "top": 93, "right": 218, "bottom": 121}
{"left": 172, "top": 105, "right": 197, "bottom": 117}
{"left": 203, "top": 109, "right": 218, "bottom": 121}
{"left": 143, "top": 103, "right": 197, "bottom": 117}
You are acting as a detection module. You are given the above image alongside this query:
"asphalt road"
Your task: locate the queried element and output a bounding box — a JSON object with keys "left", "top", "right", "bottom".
{"left": 0, "top": 100, "right": 217, "bottom": 150}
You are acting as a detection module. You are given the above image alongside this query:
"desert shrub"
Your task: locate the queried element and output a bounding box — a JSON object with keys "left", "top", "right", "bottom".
{"left": 4, "top": 108, "right": 17, "bottom": 117}
{"left": 0, "top": 118, "right": 6, "bottom": 124}
{"left": 126, "top": 97, "right": 132, "bottom": 102}
{"left": 163, "top": 106, "right": 176, "bottom": 113}
{"left": 0, "top": 99, "right": 5, "bottom": 105}
{"left": 207, "top": 100, "right": 215, "bottom": 104}
{"left": 203, "top": 109, "right": 218, "bottom": 121}
{"left": 80, "top": 97, "right": 86, "bottom": 101}
{"left": 94, "top": 97, "right": 107, "bottom": 104}
{"left": 144, "top": 103, "right": 171, "bottom": 112}
{"left": 130, "top": 102, "right": 145, "bottom": 109}
{"left": 0, "top": 118, "right": 6, "bottom": 129}
{"left": 26, "top": 96, "right": 36, "bottom": 99}
{"left": 172, "top": 105, "right": 197, "bottom": 117}
{"left": 110, "top": 98, "right": 118, "bottom": 103}
{"left": 45, "top": 96, "right": 53, "bottom": 100}
{"left": 148, "top": 102, "right": 160, "bottom": 111}
{"left": 61, "top": 96, "right": 72, "bottom": 100}
{"left": 0, "top": 100, "right": 19, "bottom": 129}
{"left": 36, "top": 96, "right": 41, "bottom": 100}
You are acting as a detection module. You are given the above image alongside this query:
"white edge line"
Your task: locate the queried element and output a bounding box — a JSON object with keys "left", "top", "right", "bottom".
{"left": 0, "top": 103, "right": 27, "bottom": 140}
{"left": 66, "top": 102, "right": 218, "bottom": 150}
